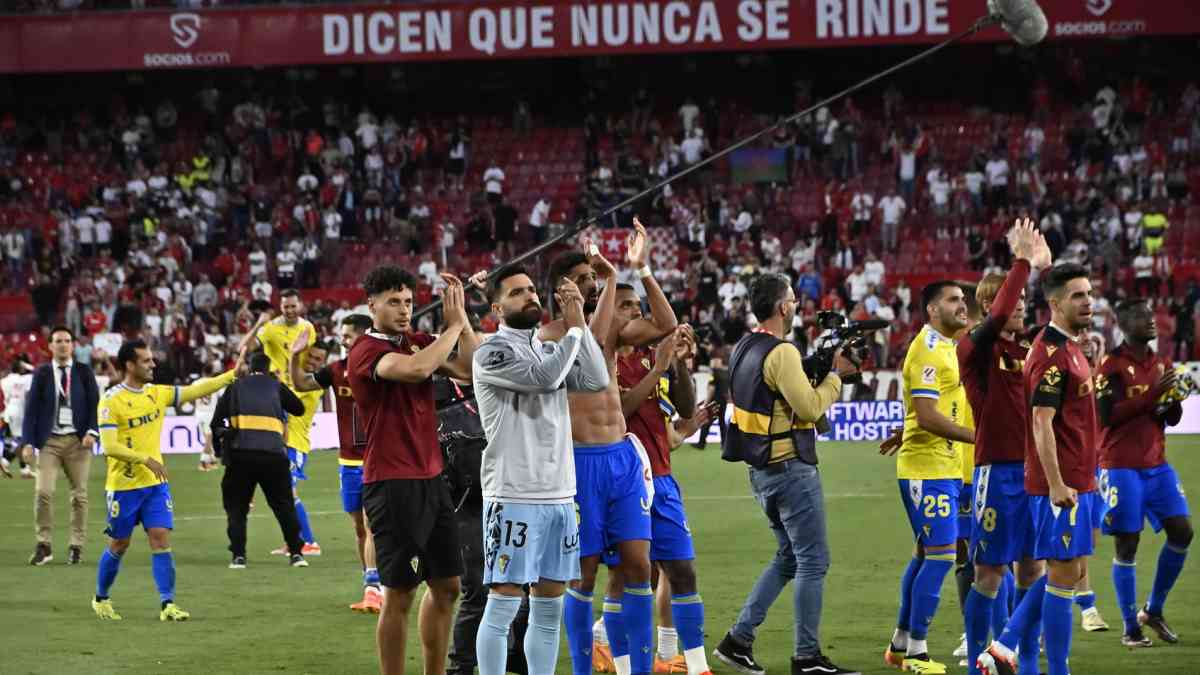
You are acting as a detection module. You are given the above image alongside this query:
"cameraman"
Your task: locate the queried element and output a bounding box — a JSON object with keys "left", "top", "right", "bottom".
{"left": 437, "top": 374, "right": 528, "bottom": 675}
{"left": 211, "top": 351, "right": 308, "bottom": 568}
{"left": 713, "top": 273, "right": 860, "bottom": 675}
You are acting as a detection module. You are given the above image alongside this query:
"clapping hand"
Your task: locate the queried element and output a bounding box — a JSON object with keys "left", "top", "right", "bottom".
{"left": 627, "top": 217, "right": 650, "bottom": 269}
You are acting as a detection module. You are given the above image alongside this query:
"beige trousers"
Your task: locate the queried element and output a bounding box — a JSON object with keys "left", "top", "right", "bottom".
{"left": 35, "top": 434, "right": 91, "bottom": 548}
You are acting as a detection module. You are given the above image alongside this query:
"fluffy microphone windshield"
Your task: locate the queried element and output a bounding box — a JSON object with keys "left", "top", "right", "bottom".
{"left": 988, "top": 0, "right": 1048, "bottom": 46}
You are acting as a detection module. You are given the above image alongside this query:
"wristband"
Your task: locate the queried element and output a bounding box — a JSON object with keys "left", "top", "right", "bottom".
{"left": 638, "top": 265, "right": 652, "bottom": 279}
{"left": 588, "top": 244, "right": 600, "bottom": 257}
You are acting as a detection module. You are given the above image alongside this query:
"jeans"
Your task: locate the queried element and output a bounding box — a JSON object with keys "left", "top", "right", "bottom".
{"left": 730, "top": 460, "right": 830, "bottom": 659}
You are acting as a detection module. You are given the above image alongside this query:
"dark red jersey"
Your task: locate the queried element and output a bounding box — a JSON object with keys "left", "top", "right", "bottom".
{"left": 958, "top": 259, "right": 1031, "bottom": 466}
{"left": 1096, "top": 345, "right": 1175, "bottom": 469}
{"left": 314, "top": 359, "right": 366, "bottom": 465}
{"left": 617, "top": 347, "right": 672, "bottom": 477}
{"left": 1023, "top": 325, "right": 1099, "bottom": 495}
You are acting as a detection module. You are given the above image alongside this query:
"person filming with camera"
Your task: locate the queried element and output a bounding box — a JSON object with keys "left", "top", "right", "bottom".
{"left": 713, "top": 272, "right": 862, "bottom": 675}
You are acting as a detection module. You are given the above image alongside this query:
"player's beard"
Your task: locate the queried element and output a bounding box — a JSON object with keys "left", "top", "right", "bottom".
{"left": 505, "top": 304, "right": 542, "bottom": 330}
{"left": 584, "top": 291, "right": 599, "bottom": 315}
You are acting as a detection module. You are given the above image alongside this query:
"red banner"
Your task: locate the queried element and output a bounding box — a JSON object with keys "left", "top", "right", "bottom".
{"left": 0, "top": 0, "right": 1192, "bottom": 73}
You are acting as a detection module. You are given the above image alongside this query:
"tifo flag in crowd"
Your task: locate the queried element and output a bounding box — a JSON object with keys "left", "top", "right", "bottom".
{"left": 578, "top": 226, "right": 682, "bottom": 271}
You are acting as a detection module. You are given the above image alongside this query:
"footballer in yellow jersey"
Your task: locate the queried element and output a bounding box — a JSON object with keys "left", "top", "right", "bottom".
{"left": 279, "top": 337, "right": 327, "bottom": 555}
{"left": 885, "top": 281, "right": 977, "bottom": 672}
{"left": 93, "top": 340, "right": 237, "bottom": 623}
{"left": 253, "top": 290, "right": 316, "bottom": 390}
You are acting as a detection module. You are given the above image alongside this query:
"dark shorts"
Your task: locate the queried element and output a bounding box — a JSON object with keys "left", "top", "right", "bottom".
{"left": 364, "top": 477, "right": 463, "bottom": 589}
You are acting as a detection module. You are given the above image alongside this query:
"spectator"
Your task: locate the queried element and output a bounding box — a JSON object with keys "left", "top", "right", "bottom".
{"left": 718, "top": 275, "right": 747, "bottom": 314}
{"left": 251, "top": 275, "right": 273, "bottom": 303}
{"left": 1023, "top": 120, "right": 1045, "bottom": 165}
{"left": 985, "top": 152, "right": 1010, "bottom": 208}
{"left": 896, "top": 143, "right": 916, "bottom": 204}
{"left": 301, "top": 237, "right": 322, "bottom": 289}
{"left": 795, "top": 265, "right": 822, "bottom": 303}
{"left": 863, "top": 251, "right": 885, "bottom": 287}
{"left": 193, "top": 274, "right": 218, "bottom": 316}
{"left": 878, "top": 187, "right": 906, "bottom": 251}
{"left": 845, "top": 264, "right": 869, "bottom": 307}
{"left": 963, "top": 164, "right": 985, "bottom": 215}
{"left": 1140, "top": 205, "right": 1168, "bottom": 255}
{"left": 680, "top": 128, "right": 707, "bottom": 167}
{"left": 850, "top": 182, "right": 874, "bottom": 239}
{"left": 482, "top": 160, "right": 506, "bottom": 206}
{"left": 492, "top": 198, "right": 518, "bottom": 260}
{"left": 528, "top": 196, "right": 550, "bottom": 245}
{"left": 678, "top": 97, "right": 700, "bottom": 134}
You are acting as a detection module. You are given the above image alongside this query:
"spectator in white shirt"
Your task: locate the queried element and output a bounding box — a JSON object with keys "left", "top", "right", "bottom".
{"left": 528, "top": 197, "right": 550, "bottom": 244}
{"left": 74, "top": 212, "right": 96, "bottom": 258}
{"left": 790, "top": 237, "right": 816, "bottom": 274}
{"left": 964, "top": 166, "right": 985, "bottom": 215}
{"left": 760, "top": 231, "right": 783, "bottom": 268}
{"left": 877, "top": 188, "right": 906, "bottom": 251}
{"left": 985, "top": 153, "right": 1010, "bottom": 208}
{"left": 718, "top": 276, "right": 748, "bottom": 313}
{"left": 418, "top": 253, "right": 439, "bottom": 287}
{"left": 483, "top": 161, "right": 505, "bottom": 206}
{"left": 355, "top": 114, "right": 380, "bottom": 150}
{"left": 897, "top": 144, "right": 917, "bottom": 204}
{"left": 680, "top": 128, "right": 706, "bottom": 166}
{"left": 1023, "top": 122, "right": 1045, "bottom": 165}
{"left": 733, "top": 209, "right": 754, "bottom": 235}
{"left": 850, "top": 185, "right": 874, "bottom": 238}
{"left": 1132, "top": 246, "right": 1155, "bottom": 297}
{"left": 846, "top": 264, "right": 870, "bottom": 304}
{"left": 678, "top": 98, "right": 700, "bottom": 134}
{"left": 297, "top": 170, "right": 319, "bottom": 194}
{"left": 863, "top": 251, "right": 886, "bottom": 287}
{"left": 927, "top": 166, "right": 951, "bottom": 217}
{"left": 248, "top": 243, "right": 268, "bottom": 279}
{"left": 251, "top": 275, "right": 273, "bottom": 302}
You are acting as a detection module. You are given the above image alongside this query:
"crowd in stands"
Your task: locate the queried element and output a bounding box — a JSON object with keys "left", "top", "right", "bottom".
{"left": 1, "top": 42, "right": 1199, "bottom": 387}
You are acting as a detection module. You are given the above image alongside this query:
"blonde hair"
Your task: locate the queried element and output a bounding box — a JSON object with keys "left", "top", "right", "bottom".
{"left": 975, "top": 273, "right": 1007, "bottom": 313}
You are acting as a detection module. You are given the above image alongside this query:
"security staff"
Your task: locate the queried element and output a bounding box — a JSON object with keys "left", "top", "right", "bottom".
{"left": 713, "top": 273, "right": 859, "bottom": 675}
{"left": 211, "top": 351, "right": 308, "bottom": 568}
{"left": 438, "top": 374, "right": 529, "bottom": 675}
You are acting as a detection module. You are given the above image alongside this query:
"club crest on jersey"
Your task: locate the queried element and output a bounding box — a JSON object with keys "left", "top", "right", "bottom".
{"left": 410, "top": 344, "right": 421, "bottom": 354}
{"left": 498, "top": 554, "right": 510, "bottom": 573}
{"left": 410, "top": 557, "right": 420, "bottom": 573}
{"left": 1045, "top": 345, "right": 1058, "bottom": 358}
{"left": 641, "top": 358, "right": 652, "bottom": 371}
{"left": 1061, "top": 533, "right": 1072, "bottom": 549}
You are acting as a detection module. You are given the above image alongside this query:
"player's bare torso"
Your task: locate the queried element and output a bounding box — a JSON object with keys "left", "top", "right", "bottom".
{"left": 539, "top": 318, "right": 626, "bottom": 445}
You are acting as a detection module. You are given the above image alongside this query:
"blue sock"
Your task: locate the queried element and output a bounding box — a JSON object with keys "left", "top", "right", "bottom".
{"left": 1013, "top": 583, "right": 1027, "bottom": 617}
{"left": 965, "top": 585, "right": 996, "bottom": 675}
{"left": 477, "top": 593, "right": 522, "bottom": 675}
{"left": 564, "top": 589, "right": 594, "bottom": 675}
{"left": 151, "top": 550, "right": 176, "bottom": 604}
{"left": 95, "top": 549, "right": 123, "bottom": 599}
{"left": 526, "top": 596, "right": 564, "bottom": 675}
{"left": 1112, "top": 558, "right": 1139, "bottom": 634}
{"left": 1042, "top": 584, "right": 1074, "bottom": 675}
{"left": 1147, "top": 543, "right": 1188, "bottom": 616}
{"left": 1073, "top": 590, "right": 1095, "bottom": 612}
{"left": 992, "top": 574, "right": 1011, "bottom": 637}
{"left": 996, "top": 576, "right": 1045, "bottom": 675}
{"left": 670, "top": 593, "right": 706, "bottom": 651}
{"left": 908, "top": 554, "right": 954, "bottom": 642}
{"left": 363, "top": 567, "right": 380, "bottom": 588}
{"left": 603, "top": 597, "right": 629, "bottom": 663}
{"left": 623, "top": 584, "right": 654, "bottom": 675}
{"left": 294, "top": 498, "right": 315, "bottom": 544}
{"left": 897, "top": 557, "right": 923, "bottom": 632}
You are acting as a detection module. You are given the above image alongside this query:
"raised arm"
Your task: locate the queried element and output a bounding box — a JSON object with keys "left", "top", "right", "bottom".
{"left": 289, "top": 326, "right": 324, "bottom": 392}
{"left": 177, "top": 369, "right": 238, "bottom": 405}
{"left": 667, "top": 324, "right": 697, "bottom": 418}
{"left": 620, "top": 218, "right": 678, "bottom": 347}
{"left": 376, "top": 280, "right": 466, "bottom": 383}
{"left": 620, "top": 333, "right": 677, "bottom": 418}
{"left": 581, "top": 237, "right": 619, "bottom": 351}
{"left": 437, "top": 274, "right": 480, "bottom": 381}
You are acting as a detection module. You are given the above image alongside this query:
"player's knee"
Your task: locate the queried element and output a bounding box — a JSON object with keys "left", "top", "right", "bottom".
{"left": 1114, "top": 534, "right": 1140, "bottom": 562}
{"left": 974, "top": 564, "right": 1005, "bottom": 593}
{"left": 1166, "top": 520, "right": 1193, "bottom": 549}
{"left": 110, "top": 538, "right": 131, "bottom": 555}
{"left": 662, "top": 561, "right": 697, "bottom": 595}
{"left": 429, "top": 577, "right": 461, "bottom": 605}
{"left": 620, "top": 557, "right": 652, "bottom": 584}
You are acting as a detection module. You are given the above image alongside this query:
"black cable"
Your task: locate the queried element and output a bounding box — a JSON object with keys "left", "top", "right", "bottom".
{"left": 413, "top": 14, "right": 999, "bottom": 320}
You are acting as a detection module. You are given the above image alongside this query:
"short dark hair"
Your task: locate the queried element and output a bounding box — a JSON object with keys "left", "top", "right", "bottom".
{"left": 314, "top": 339, "right": 338, "bottom": 353}
{"left": 116, "top": 339, "right": 148, "bottom": 371}
{"left": 248, "top": 351, "right": 272, "bottom": 374}
{"left": 750, "top": 273, "right": 791, "bottom": 322}
{"left": 1115, "top": 298, "right": 1150, "bottom": 321}
{"left": 340, "top": 313, "right": 374, "bottom": 333}
{"left": 920, "top": 281, "right": 960, "bottom": 314}
{"left": 279, "top": 288, "right": 301, "bottom": 300}
{"left": 1041, "top": 263, "right": 1089, "bottom": 300}
{"left": 549, "top": 252, "right": 588, "bottom": 290}
{"left": 363, "top": 265, "right": 418, "bottom": 297}
{"left": 615, "top": 283, "right": 636, "bottom": 293}
{"left": 489, "top": 265, "right": 531, "bottom": 302}
{"left": 48, "top": 325, "right": 74, "bottom": 341}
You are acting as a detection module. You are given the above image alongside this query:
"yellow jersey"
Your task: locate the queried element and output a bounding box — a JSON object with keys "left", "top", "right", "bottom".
{"left": 98, "top": 371, "right": 236, "bottom": 491}
{"left": 287, "top": 388, "right": 323, "bottom": 454}
{"left": 898, "top": 325, "right": 966, "bottom": 480}
{"left": 257, "top": 317, "right": 316, "bottom": 389}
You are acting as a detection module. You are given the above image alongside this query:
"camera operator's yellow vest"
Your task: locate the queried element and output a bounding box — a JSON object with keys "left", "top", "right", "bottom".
{"left": 722, "top": 332, "right": 817, "bottom": 468}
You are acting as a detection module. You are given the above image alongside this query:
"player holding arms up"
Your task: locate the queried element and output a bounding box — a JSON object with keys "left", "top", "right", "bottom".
{"left": 1097, "top": 299, "right": 1193, "bottom": 647}
{"left": 979, "top": 263, "right": 1099, "bottom": 675}
{"left": 92, "top": 340, "right": 238, "bottom": 621}
{"left": 883, "top": 280, "right": 974, "bottom": 674}
{"left": 472, "top": 266, "right": 609, "bottom": 675}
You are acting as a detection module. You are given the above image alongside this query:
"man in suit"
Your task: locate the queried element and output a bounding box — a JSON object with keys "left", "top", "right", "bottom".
{"left": 22, "top": 326, "right": 100, "bottom": 566}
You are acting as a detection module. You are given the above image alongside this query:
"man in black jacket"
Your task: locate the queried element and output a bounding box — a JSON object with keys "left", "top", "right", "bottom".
{"left": 22, "top": 326, "right": 100, "bottom": 566}
{"left": 211, "top": 351, "right": 308, "bottom": 569}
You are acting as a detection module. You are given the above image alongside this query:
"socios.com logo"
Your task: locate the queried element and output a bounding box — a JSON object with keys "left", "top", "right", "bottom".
{"left": 170, "top": 13, "right": 201, "bottom": 49}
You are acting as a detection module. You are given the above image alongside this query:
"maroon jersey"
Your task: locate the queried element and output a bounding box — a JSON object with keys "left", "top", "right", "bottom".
{"left": 348, "top": 331, "right": 441, "bottom": 483}
{"left": 1096, "top": 345, "right": 1174, "bottom": 469}
{"left": 314, "top": 359, "right": 366, "bottom": 465}
{"left": 958, "top": 259, "right": 1031, "bottom": 465}
{"left": 617, "top": 347, "right": 672, "bottom": 477}
{"left": 1023, "top": 325, "right": 1099, "bottom": 495}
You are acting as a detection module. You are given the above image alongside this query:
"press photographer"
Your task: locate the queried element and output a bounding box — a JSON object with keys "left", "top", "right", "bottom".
{"left": 713, "top": 272, "right": 861, "bottom": 675}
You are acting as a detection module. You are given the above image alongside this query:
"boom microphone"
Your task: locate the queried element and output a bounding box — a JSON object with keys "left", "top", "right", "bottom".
{"left": 988, "top": 0, "right": 1048, "bottom": 46}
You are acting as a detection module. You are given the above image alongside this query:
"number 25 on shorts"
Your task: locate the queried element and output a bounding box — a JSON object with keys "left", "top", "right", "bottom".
{"left": 923, "top": 494, "right": 951, "bottom": 518}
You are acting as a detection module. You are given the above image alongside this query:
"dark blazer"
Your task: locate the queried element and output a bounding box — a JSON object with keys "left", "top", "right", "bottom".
{"left": 21, "top": 360, "right": 100, "bottom": 449}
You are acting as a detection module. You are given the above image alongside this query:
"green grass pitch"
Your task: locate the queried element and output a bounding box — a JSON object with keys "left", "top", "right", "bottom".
{"left": 2, "top": 439, "right": 1198, "bottom": 674}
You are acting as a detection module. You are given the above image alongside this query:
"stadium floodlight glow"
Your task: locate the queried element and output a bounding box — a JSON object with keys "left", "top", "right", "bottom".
{"left": 414, "top": 12, "right": 1005, "bottom": 320}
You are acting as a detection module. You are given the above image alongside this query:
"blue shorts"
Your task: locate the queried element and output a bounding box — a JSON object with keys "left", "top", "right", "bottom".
{"left": 288, "top": 447, "right": 308, "bottom": 486}
{"left": 1031, "top": 493, "right": 1097, "bottom": 561}
{"left": 970, "top": 464, "right": 1036, "bottom": 565}
{"left": 1100, "top": 465, "right": 1190, "bottom": 535}
{"left": 339, "top": 465, "right": 364, "bottom": 513}
{"left": 482, "top": 500, "right": 581, "bottom": 585}
{"left": 958, "top": 484, "right": 973, "bottom": 542}
{"left": 650, "top": 475, "right": 695, "bottom": 562}
{"left": 105, "top": 483, "right": 174, "bottom": 540}
{"left": 899, "top": 478, "right": 962, "bottom": 548}
{"left": 1086, "top": 490, "right": 1107, "bottom": 531}
{"left": 575, "top": 439, "right": 652, "bottom": 559}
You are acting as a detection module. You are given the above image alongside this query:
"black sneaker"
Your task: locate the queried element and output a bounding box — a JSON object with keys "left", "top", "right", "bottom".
{"left": 67, "top": 546, "right": 82, "bottom": 565}
{"left": 714, "top": 633, "right": 765, "bottom": 675}
{"left": 1138, "top": 607, "right": 1179, "bottom": 644}
{"left": 229, "top": 555, "right": 247, "bottom": 569}
{"left": 1121, "top": 627, "right": 1153, "bottom": 648}
{"left": 29, "top": 543, "right": 52, "bottom": 566}
{"left": 290, "top": 553, "right": 309, "bottom": 568}
{"left": 793, "top": 653, "right": 861, "bottom": 675}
